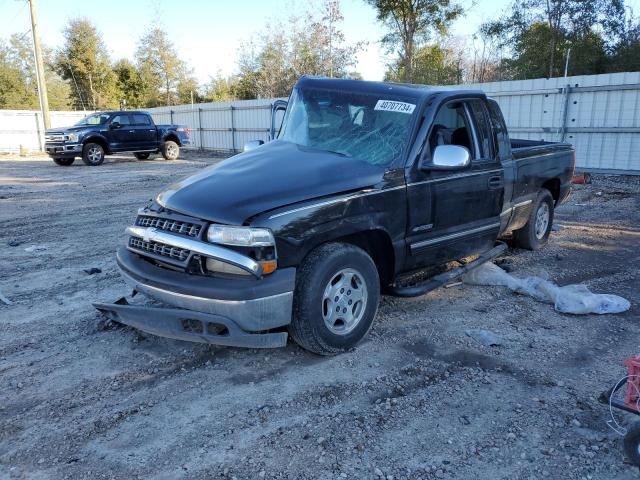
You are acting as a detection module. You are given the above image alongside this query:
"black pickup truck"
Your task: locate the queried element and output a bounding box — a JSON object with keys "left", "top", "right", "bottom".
{"left": 44, "top": 111, "right": 190, "bottom": 166}
{"left": 96, "top": 77, "right": 575, "bottom": 355}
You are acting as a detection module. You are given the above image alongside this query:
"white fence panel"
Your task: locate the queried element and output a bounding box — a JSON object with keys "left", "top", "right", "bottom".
{"left": 0, "top": 110, "right": 93, "bottom": 153}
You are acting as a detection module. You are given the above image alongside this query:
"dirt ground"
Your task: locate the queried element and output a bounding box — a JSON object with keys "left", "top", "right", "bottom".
{"left": 1, "top": 152, "right": 639, "bottom": 480}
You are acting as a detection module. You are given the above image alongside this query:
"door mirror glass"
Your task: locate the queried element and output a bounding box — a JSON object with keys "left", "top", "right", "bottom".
{"left": 270, "top": 100, "right": 288, "bottom": 140}
{"left": 427, "top": 145, "right": 470, "bottom": 170}
{"left": 243, "top": 140, "right": 264, "bottom": 152}
{"left": 110, "top": 121, "right": 121, "bottom": 130}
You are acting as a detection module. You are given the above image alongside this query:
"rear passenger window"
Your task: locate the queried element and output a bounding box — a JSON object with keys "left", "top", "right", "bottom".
{"left": 132, "top": 114, "right": 151, "bottom": 126}
{"left": 468, "top": 100, "right": 493, "bottom": 161}
{"left": 487, "top": 100, "right": 511, "bottom": 161}
{"left": 111, "top": 114, "right": 130, "bottom": 126}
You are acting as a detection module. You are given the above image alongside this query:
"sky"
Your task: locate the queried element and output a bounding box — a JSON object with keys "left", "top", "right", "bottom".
{"left": 2, "top": 0, "right": 638, "bottom": 83}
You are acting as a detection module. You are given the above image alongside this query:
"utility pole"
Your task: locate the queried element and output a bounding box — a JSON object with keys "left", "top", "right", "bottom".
{"left": 28, "top": 0, "right": 50, "bottom": 130}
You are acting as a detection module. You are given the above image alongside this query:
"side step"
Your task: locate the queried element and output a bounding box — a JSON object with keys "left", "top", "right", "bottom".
{"left": 388, "top": 242, "right": 507, "bottom": 298}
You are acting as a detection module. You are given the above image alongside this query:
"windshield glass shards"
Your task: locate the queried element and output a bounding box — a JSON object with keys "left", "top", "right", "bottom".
{"left": 278, "top": 87, "right": 417, "bottom": 166}
{"left": 75, "top": 113, "right": 111, "bottom": 126}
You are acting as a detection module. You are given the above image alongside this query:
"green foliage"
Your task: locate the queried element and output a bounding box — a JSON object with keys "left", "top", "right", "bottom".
{"left": 481, "top": 0, "right": 633, "bottom": 79}
{"left": 234, "top": 0, "right": 364, "bottom": 99}
{"left": 113, "top": 58, "right": 144, "bottom": 109}
{"left": 385, "top": 44, "right": 461, "bottom": 84}
{"left": 55, "top": 18, "right": 120, "bottom": 109}
{"left": 367, "top": 0, "right": 463, "bottom": 83}
{"left": 135, "top": 28, "right": 197, "bottom": 107}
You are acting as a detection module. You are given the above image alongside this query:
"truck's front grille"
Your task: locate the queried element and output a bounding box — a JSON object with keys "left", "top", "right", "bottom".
{"left": 129, "top": 237, "right": 190, "bottom": 261}
{"left": 136, "top": 215, "right": 202, "bottom": 238}
{"left": 44, "top": 133, "right": 65, "bottom": 144}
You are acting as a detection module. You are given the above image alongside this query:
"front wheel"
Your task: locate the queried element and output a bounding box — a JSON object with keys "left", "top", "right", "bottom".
{"left": 161, "top": 141, "right": 179, "bottom": 160}
{"left": 52, "top": 157, "right": 74, "bottom": 166}
{"left": 289, "top": 242, "right": 380, "bottom": 355}
{"left": 82, "top": 143, "right": 105, "bottom": 166}
{"left": 514, "top": 189, "right": 554, "bottom": 250}
{"left": 134, "top": 152, "right": 151, "bottom": 160}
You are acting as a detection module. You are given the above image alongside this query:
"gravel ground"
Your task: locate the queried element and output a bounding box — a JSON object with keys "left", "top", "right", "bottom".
{"left": 1, "top": 152, "right": 639, "bottom": 480}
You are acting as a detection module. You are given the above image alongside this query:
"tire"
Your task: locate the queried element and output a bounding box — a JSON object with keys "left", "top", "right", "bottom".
{"left": 514, "top": 189, "right": 554, "bottom": 250}
{"left": 52, "top": 157, "right": 74, "bottom": 166}
{"left": 82, "top": 143, "right": 105, "bottom": 166}
{"left": 134, "top": 152, "right": 151, "bottom": 160}
{"left": 161, "top": 141, "right": 179, "bottom": 160}
{"left": 624, "top": 421, "right": 640, "bottom": 466}
{"left": 289, "top": 242, "right": 380, "bottom": 355}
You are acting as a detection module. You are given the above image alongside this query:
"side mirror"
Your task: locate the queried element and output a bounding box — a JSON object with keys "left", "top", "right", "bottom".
{"left": 243, "top": 140, "right": 264, "bottom": 152}
{"left": 424, "top": 145, "right": 471, "bottom": 170}
{"left": 270, "top": 99, "right": 288, "bottom": 140}
{"left": 110, "top": 122, "right": 121, "bottom": 130}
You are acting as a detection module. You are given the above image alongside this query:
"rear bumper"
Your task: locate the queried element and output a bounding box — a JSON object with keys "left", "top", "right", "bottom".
{"left": 96, "top": 247, "right": 295, "bottom": 348}
{"left": 45, "top": 143, "right": 82, "bottom": 157}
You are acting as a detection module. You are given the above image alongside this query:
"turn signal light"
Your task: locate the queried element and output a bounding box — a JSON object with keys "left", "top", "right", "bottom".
{"left": 259, "top": 259, "right": 278, "bottom": 275}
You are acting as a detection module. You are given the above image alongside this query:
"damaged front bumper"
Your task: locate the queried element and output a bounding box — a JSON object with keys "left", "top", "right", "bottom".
{"left": 94, "top": 247, "right": 295, "bottom": 348}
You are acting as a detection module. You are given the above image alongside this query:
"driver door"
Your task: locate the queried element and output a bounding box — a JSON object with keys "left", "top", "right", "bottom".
{"left": 108, "top": 114, "right": 133, "bottom": 151}
{"left": 404, "top": 98, "right": 504, "bottom": 269}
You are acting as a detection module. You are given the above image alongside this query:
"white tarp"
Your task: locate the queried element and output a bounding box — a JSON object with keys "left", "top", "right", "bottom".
{"left": 463, "top": 262, "right": 630, "bottom": 315}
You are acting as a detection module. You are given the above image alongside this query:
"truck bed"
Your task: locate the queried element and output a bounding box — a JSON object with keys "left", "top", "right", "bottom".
{"left": 511, "top": 138, "right": 573, "bottom": 160}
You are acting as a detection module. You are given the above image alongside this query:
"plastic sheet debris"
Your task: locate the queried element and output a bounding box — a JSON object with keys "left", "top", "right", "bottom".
{"left": 0, "top": 289, "right": 13, "bottom": 305}
{"left": 465, "top": 329, "right": 503, "bottom": 346}
{"left": 24, "top": 245, "right": 47, "bottom": 253}
{"left": 463, "top": 262, "right": 630, "bottom": 315}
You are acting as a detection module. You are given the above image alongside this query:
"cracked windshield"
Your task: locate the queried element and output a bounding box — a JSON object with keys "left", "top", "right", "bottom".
{"left": 278, "top": 87, "right": 417, "bottom": 166}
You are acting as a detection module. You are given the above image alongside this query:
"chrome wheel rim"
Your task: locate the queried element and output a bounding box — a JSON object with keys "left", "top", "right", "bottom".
{"left": 167, "top": 144, "right": 178, "bottom": 158}
{"left": 88, "top": 146, "right": 102, "bottom": 163}
{"left": 322, "top": 268, "right": 367, "bottom": 335}
{"left": 535, "top": 202, "right": 550, "bottom": 239}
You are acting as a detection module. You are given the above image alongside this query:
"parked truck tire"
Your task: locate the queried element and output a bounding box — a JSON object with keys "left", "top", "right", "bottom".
{"left": 514, "top": 189, "right": 554, "bottom": 250}
{"left": 52, "top": 157, "right": 74, "bottom": 166}
{"left": 134, "top": 152, "right": 151, "bottom": 160}
{"left": 161, "top": 141, "right": 179, "bottom": 160}
{"left": 82, "top": 142, "right": 105, "bottom": 166}
{"left": 289, "top": 242, "right": 380, "bottom": 355}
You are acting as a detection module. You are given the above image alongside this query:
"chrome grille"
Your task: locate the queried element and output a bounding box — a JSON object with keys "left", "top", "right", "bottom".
{"left": 136, "top": 215, "right": 202, "bottom": 238}
{"left": 129, "top": 237, "right": 190, "bottom": 261}
{"left": 45, "top": 133, "right": 65, "bottom": 144}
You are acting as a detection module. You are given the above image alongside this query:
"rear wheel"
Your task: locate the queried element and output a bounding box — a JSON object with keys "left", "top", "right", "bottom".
{"left": 161, "top": 141, "right": 179, "bottom": 160}
{"left": 52, "top": 157, "right": 74, "bottom": 166}
{"left": 82, "top": 143, "right": 105, "bottom": 166}
{"left": 514, "top": 189, "right": 554, "bottom": 250}
{"left": 134, "top": 152, "right": 151, "bottom": 160}
{"left": 289, "top": 242, "right": 380, "bottom": 355}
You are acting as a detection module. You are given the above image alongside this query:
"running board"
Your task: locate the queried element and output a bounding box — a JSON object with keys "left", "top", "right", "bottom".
{"left": 388, "top": 242, "right": 507, "bottom": 298}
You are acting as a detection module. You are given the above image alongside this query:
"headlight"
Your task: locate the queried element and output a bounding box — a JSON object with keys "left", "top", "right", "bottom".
{"left": 207, "top": 225, "right": 274, "bottom": 247}
{"left": 67, "top": 133, "right": 79, "bottom": 143}
{"left": 206, "top": 225, "right": 277, "bottom": 276}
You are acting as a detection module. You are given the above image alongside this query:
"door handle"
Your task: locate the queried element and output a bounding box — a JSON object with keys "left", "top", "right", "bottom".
{"left": 488, "top": 176, "right": 503, "bottom": 189}
{"left": 129, "top": 130, "right": 135, "bottom": 133}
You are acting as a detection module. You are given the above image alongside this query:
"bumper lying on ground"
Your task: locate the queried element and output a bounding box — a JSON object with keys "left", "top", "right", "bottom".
{"left": 94, "top": 247, "right": 296, "bottom": 348}
{"left": 94, "top": 299, "right": 288, "bottom": 348}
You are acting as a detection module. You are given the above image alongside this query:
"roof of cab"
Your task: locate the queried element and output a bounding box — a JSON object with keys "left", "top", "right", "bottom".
{"left": 295, "top": 76, "right": 485, "bottom": 103}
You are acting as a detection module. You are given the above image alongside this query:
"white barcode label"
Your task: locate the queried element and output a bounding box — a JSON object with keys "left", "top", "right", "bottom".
{"left": 374, "top": 100, "right": 416, "bottom": 114}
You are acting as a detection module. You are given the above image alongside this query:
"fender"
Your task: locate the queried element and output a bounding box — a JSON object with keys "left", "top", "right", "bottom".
{"left": 82, "top": 133, "right": 111, "bottom": 154}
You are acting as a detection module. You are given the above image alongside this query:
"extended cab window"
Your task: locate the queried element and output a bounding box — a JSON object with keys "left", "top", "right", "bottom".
{"left": 468, "top": 100, "right": 493, "bottom": 161}
{"left": 132, "top": 114, "right": 151, "bottom": 126}
{"left": 111, "top": 114, "right": 131, "bottom": 126}
{"left": 278, "top": 87, "right": 416, "bottom": 166}
{"left": 487, "top": 99, "right": 511, "bottom": 161}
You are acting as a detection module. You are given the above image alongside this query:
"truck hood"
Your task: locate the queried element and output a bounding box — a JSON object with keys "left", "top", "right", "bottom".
{"left": 156, "top": 140, "right": 386, "bottom": 224}
{"left": 45, "top": 126, "right": 93, "bottom": 134}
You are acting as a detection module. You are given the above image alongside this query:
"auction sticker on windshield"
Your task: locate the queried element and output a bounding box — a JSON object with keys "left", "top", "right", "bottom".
{"left": 374, "top": 100, "right": 416, "bottom": 114}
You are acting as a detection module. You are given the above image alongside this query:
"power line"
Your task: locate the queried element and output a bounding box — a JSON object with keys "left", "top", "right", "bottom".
{"left": 7, "top": 0, "right": 28, "bottom": 26}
